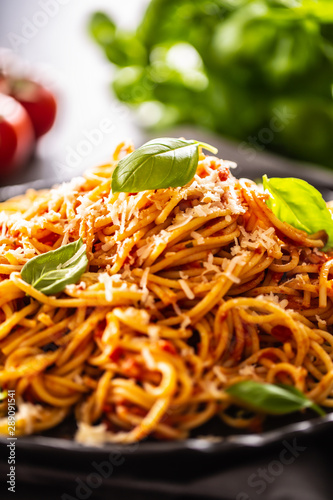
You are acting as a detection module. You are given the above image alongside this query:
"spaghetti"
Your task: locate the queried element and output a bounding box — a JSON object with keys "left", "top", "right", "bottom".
{"left": 0, "top": 141, "right": 333, "bottom": 444}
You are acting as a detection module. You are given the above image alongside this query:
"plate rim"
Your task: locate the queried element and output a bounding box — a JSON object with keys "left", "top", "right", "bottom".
{"left": 1, "top": 412, "right": 333, "bottom": 457}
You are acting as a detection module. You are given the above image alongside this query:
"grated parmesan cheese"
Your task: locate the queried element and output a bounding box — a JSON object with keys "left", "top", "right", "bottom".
{"left": 231, "top": 226, "right": 276, "bottom": 256}
{"left": 173, "top": 302, "right": 182, "bottom": 316}
{"left": 212, "top": 366, "right": 227, "bottom": 384}
{"left": 239, "top": 365, "right": 257, "bottom": 377}
{"left": 147, "top": 325, "right": 160, "bottom": 341}
{"left": 316, "top": 314, "right": 327, "bottom": 329}
{"left": 256, "top": 292, "right": 288, "bottom": 309}
{"left": 142, "top": 346, "right": 156, "bottom": 368}
{"left": 140, "top": 267, "right": 150, "bottom": 291}
{"left": 190, "top": 231, "right": 205, "bottom": 244}
{"left": 223, "top": 255, "right": 245, "bottom": 284}
{"left": 98, "top": 273, "right": 114, "bottom": 302}
{"left": 203, "top": 252, "right": 222, "bottom": 277}
{"left": 15, "top": 401, "right": 44, "bottom": 435}
{"left": 179, "top": 279, "right": 195, "bottom": 300}
{"left": 76, "top": 422, "right": 109, "bottom": 447}
{"left": 180, "top": 315, "right": 191, "bottom": 329}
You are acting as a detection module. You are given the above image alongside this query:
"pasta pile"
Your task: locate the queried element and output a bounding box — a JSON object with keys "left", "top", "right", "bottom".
{"left": 0, "top": 141, "right": 333, "bottom": 444}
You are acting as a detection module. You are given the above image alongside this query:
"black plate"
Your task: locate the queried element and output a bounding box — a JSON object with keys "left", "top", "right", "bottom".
{"left": 1, "top": 147, "right": 333, "bottom": 500}
{"left": 0, "top": 410, "right": 332, "bottom": 457}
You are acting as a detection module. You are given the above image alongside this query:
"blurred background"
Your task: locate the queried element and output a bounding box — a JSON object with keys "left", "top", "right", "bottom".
{"left": 2, "top": 4, "right": 333, "bottom": 499}
{"left": 1, "top": 0, "right": 333, "bottom": 194}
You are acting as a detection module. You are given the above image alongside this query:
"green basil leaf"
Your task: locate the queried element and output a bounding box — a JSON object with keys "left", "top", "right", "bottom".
{"left": 21, "top": 238, "right": 88, "bottom": 296}
{"left": 226, "top": 380, "right": 324, "bottom": 416}
{"left": 89, "top": 12, "right": 116, "bottom": 46}
{"left": 263, "top": 175, "right": 333, "bottom": 250}
{"left": 111, "top": 137, "right": 218, "bottom": 193}
{"left": 0, "top": 389, "right": 7, "bottom": 401}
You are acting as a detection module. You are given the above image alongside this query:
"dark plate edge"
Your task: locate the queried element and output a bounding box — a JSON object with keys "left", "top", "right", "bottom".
{"left": 1, "top": 412, "right": 333, "bottom": 457}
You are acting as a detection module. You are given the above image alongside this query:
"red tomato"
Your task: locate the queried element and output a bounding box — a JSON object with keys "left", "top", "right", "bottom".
{"left": 9, "top": 79, "right": 57, "bottom": 138}
{"left": 0, "top": 93, "right": 35, "bottom": 175}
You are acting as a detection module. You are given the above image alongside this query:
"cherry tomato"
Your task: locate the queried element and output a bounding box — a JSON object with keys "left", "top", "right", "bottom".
{"left": 0, "top": 93, "right": 35, "bottom": 175}
{"left": 9, "top": 79, "right": 57, "bottom": 138}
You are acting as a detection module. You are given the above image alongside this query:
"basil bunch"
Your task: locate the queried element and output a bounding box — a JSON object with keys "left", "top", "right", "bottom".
{"left": 90, "top": 1, "right": 333, "bottom": 169}
{"left": 21, "top": 238, "right": 88, "bottom": 295}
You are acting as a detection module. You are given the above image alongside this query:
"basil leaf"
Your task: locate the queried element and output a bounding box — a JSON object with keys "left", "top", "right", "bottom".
{"left": 263, "top": 175, "right": 333, "bottom": 250}
{"left": 111, "top": 137, "right": 218, "bottom": 193}
{"left": 0, "top": 389, "right": 7, "bottom": 401}
{"left": 89, "top": 12, "right": 116, "bottom": 46}
{"left": 226, "top": 381, "right": 324, "bottom": 416}
{"left": 21, "top": 238, "right": 88, "bottom": 296}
